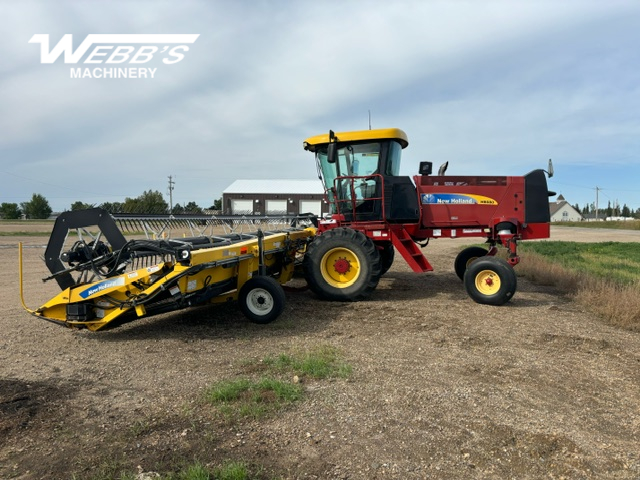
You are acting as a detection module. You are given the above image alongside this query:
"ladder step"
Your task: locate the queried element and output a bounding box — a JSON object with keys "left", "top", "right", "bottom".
{"left": 390, "top": 228, "right": 433, "bottom": 273}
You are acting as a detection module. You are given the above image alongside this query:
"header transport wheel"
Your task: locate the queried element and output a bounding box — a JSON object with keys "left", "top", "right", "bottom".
{"left": 463, "top": 257, "right": 517, "bottom": 306}
{"left": 239, "top": 276, "right": 286, "bottom": 324}
{"left": 454, "top": 246, "right": 488, "bottom": 280}
{"left": 303, "top": 228, "right": 381, "bottom": 301}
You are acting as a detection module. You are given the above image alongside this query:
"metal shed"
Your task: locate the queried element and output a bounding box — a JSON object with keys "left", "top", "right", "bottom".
{"left": 222, "top": 179, "right": 328, "bottom": 217}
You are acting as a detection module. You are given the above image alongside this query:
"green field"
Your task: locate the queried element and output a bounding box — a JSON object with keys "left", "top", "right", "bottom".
{"left": 521, "top": 241, "right": 640, "bottom": 286}
{"left": 0, "top": 231, "right": 51, "bottom": 236}
{"left": 0, "top": 219, "right": 53, "bottom": 236}
{"left": 553, "top": 220, "right": 640, "bottom": 230}
{"left": 518, "top": 241, "right": 640, "bottom": 331}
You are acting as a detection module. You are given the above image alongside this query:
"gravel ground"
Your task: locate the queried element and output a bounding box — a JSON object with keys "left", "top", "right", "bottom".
{"left": 1, "top": 226, "right": 639, "bottom": 479}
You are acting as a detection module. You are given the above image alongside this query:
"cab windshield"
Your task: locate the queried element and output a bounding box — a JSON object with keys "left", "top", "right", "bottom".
{"left": 317, "top": 142, "right": 380, "bottom": 211}
{"left": 316, "top": 140, "right": 403, "bottom": 213}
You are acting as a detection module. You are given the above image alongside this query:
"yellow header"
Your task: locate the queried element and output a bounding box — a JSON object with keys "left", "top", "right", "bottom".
{"left": 303, "top": 128, "right": 409, "bottom": 152}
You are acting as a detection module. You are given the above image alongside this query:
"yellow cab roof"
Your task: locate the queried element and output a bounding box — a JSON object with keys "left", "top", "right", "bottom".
{"left": 303, "top": 128, "right": 409, "bottom": 152}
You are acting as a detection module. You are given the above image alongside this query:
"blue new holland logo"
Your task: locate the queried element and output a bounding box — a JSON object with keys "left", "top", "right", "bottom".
{"left": 79, "top": 277, "right": 125, "bottom": 299}
{"left": 421, "top": 193, "right": 497, "bottom": 205}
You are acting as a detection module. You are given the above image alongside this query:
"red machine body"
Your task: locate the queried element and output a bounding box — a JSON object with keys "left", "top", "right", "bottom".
{"left": 302, "top": 127, "right": 553, "bottom": 304}
{"left": 315, "top": 169, "right": 551, "bottom": 271}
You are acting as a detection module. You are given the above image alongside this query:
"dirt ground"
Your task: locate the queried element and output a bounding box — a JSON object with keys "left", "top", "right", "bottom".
{"left": 1, "top": 225, "right": 639, "bottom": 479}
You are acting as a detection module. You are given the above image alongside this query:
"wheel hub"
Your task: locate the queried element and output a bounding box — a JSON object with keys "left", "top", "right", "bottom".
{"left": 333, "top": 257, "right": 351, "bottom": 274}
{"left": 247, "top": 288, "right": 273, "bottom": 313}
{"left": 475, "top": 270, "right": 500, "bottom": 295}
{"left": 319, "top": 246, "right": 362, "bottom": 289}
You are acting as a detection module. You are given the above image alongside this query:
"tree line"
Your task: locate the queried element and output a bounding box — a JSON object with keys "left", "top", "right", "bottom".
{"left": 573, "top": 201, "right": 640, "bottom": 219}
{"left": 4, "top": 191, "right": 639, "bottom": 220}
{"left": 0, "top": 191, "right": 223, "bottom": 219}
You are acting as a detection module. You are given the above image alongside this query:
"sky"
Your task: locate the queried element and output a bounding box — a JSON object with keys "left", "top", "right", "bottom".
{"left": 1, "top": 0, "right": 640, "bottom": 213}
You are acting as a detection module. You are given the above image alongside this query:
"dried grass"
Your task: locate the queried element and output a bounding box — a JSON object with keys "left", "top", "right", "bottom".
{"left": 518, "top": 252, "right": 640, "bottom": 331}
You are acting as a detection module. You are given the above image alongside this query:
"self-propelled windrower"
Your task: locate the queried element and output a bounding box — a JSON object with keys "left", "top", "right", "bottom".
{"left": 20, "top": 127, "right": 554, "bottom": 330}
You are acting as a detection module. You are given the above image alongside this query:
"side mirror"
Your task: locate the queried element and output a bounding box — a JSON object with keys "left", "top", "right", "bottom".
{"left": 327, "top": 142, "right": 337, "bottom": 164}
{"left": 547, "top": 159, "right": 554, "bottom": 178}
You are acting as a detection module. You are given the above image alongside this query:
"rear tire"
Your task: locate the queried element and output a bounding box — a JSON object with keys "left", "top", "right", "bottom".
{"left": 238, "top": 276, "right": 285, "bottom": 324}
{"left": 454, "top": 246, "right": 488, "bottom": 280}
{"left": 303, "top": 228, "right": 381, "bottom": 301}
{"left": 463, "top": 257, "right": 517, "bottom": 305}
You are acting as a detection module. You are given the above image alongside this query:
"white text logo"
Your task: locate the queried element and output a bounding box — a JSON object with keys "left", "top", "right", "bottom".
{"left": 29, "top": 34, "right": 200, "bottom": 79}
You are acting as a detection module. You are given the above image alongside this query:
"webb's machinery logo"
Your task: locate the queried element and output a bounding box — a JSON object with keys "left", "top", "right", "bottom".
{"left": 29, "top": 34, "right": 200, "bottom": 79}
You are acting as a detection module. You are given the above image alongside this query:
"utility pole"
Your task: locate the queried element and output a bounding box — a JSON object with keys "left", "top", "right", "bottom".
{"left": 168, "top": 175, "right": 175, "bottom": 213}
{"left": 595, "top": 186, "right": 599, "bottom": 221}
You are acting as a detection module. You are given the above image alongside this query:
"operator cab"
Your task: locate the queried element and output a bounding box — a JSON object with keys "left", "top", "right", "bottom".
{"left": 303, "top": 128, "right": 420, "bottom": 223}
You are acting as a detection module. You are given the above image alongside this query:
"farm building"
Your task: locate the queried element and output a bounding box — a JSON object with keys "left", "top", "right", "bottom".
{"left": 550, "top": 194, "right": 583, "bottom": 222}
{"left": 222, "top": 179, "right": 329, "bottom": 217}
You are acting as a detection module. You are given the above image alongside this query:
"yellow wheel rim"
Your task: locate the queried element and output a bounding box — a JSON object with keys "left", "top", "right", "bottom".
{"left": 474, "top": 269, "right": 501, "bottom": 295}
{"left": 320, "top": 247, "right": 361, "bottom": 288}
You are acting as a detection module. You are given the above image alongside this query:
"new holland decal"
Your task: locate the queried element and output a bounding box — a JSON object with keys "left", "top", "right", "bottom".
{"left": 421, "top": 193, "right": 498, "bottom": 205}
{"left": 79, "top": 277, "right": 126, "bottom": 299}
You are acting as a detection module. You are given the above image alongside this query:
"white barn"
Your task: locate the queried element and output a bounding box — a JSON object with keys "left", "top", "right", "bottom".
{"left": 222, "top": 179, "right": 328, "bottom": 217}
{"left": 549, "top": 195, "right": 583, "bottom": 222}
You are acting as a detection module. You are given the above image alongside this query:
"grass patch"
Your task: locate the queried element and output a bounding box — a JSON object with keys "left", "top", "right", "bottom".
{"left": 167, "top": 460, "right": 252, "bottom": 480}
{"left": 129, "top": 418, "right": 153, "bottom": 437}
{"left": 262, "top": 345, "right": 352, "bottom": 380}
{"left": 0, "top": 220, "right": 53, "bottom": 225}
{"left": 75, "top": 460, "right": 253, "bottom": 480}
{"left": 72, "top": 455, "right": 135, "bottom": 480}
{"left": 521, "top": 241, "right": 640, "bottom": 286}
{"left": 203, "top": 377, "right": 303, "bottom": 420}
{"left": 211, "top": 461, "right": 251, "bottom": 480}
{"left": 175, "top": 462, "right": 212, "bottom": 480}
{"left": 553, "top": 220, "right": 640, "bottom": 230}
{"left": 519, "top": 241, "right": 640, "bottom": 331}
{"left": 203, "top": 346, "right": 351, "bottom": 422}
{"left": 172, "top": 460, "right": 250, "bottom": 480}
{"left": 0, "top": 231, "right": 51, "bottom": 236}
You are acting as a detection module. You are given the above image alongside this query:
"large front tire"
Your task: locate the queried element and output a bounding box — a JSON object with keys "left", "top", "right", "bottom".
{"left": 238, "top": 276, "right": 286, "bottom": 324}
{"left": 463, "top": 257, "right": 517, "bottom": 305}
{"left": 303, "top": 228, "right": 381, "bottom": 301}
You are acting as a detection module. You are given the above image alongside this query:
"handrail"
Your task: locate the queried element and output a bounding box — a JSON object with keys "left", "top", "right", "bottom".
{"left": 332, "top": 174, "right": 386, "bottom": 223}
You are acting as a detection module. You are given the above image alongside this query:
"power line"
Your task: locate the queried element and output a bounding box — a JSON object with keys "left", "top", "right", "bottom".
{"left": 550, "top": 180, "right": 640, "bottom": 193}
{"left": 167, "top": 175, "right": 175, "bottom": 212}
